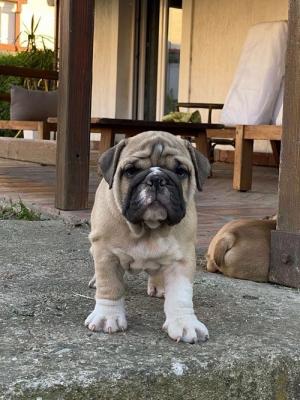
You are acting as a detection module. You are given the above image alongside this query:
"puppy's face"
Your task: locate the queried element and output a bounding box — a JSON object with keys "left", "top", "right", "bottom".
{"left": 121, "top": 146, "right": 190, "bottom": 228}
{"left": 99, "top": 131, "right": 210, "bottom": 229}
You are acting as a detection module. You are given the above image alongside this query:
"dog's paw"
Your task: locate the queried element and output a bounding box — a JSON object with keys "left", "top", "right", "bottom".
{"left": 163, "top": 314, "right": 209, "bottom": 343}
{"left": 147, "top": 275, "right": 165, "bottom": 298}
{"left": 89, "top": 275, "right": 96, "bottom": 289}
{"left": 88, "top": 274, "right": 96, "bottom": 289}
{"left": 85, "top": 298, "right": 127, "bottom": 333}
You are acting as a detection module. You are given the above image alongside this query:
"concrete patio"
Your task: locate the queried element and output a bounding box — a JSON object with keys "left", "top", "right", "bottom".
{"left": 1, "top": 219, "right": 300, "bottom": 399}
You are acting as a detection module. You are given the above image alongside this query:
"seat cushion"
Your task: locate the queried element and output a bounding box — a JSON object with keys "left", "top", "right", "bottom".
{"left": 220, "top": 20, "right": 287, "bottom": 126}
{"left": 10, "top": 86, "right": 58, "bottom": 121}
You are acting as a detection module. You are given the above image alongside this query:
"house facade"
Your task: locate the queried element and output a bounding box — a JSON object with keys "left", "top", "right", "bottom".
{"left": 1, "top": 0, "right": 288, "bottom": 144}
{"left": 0, "top": 0, "right": 55, "bottom": 51}
{"left": 92, "top": 0, "right": 288, "bottom": 119}
{"left": 91, "top": 0, "right": 288, "bottom": 152}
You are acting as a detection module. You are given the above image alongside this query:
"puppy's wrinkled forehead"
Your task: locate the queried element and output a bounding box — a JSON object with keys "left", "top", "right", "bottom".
{"left": 151, "top": 142, "right": 164, "bottom": 163}
{"left": 121, "top": 133, "right": 189, "bottom": 168}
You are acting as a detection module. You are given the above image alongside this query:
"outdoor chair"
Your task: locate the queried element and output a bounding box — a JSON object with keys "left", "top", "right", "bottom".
{"left": 0, "top": 65, "right": 58, "bottom": 140}
{"left": 175, "top": 101, "right": 234, "bottom": 163}
{"left": 177, "top": 21, "right": 287, "bottom": 190}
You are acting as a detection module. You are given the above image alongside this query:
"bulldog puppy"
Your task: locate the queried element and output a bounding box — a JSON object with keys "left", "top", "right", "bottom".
{"left": 206, "top": 218, "right": 276, "bottom": 282}
{"left": 85, "top": 131, "right": 211, "bottom": 343}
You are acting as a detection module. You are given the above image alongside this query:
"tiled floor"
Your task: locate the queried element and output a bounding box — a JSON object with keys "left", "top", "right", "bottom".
{"left": 0, "top": 158, "right": 278, "bottom": 250}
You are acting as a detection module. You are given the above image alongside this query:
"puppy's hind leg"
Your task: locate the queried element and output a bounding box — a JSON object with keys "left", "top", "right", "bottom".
{"left": 147, "top": 271, "right": 165, "bottom": 298}
{"left": 88, "top": 246, "right": 96, "bottom": 288}
{"left": 205, "top": 254, "right": 219, "bottom": 273}
{"left": 206, "top": 232, "right": 236, "bottom": 274}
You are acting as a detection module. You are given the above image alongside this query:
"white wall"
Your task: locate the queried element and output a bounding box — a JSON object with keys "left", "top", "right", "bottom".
{"left": 115, "top": 0, "right": 135, "bottom": 118}
{"left": 180, "top": 0, "right": 288, "bottom": 107}
{"left": 0, "top": 2, "right": 17, "bottom": 44}
{"left": 91, "top": 0, "right": 135, "bottom": 119}
{"left": 18, "top": 0, "right": 134, "bottom": 121}
{"left": 20, "top": 0, "right": 55, "bottom": 49}
{"left": 91, "top": 0, "right": 119, "bottom": 118}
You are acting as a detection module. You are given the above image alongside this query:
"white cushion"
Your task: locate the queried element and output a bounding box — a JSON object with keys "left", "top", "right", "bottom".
{"left": 220, "top": 21, "right": 288, "bottom": 126}
{"left": 272, "top": 79, "right": 284, "bottom": 125}
{"left": 275, "top": 105, "right": 283, "bottom": 125}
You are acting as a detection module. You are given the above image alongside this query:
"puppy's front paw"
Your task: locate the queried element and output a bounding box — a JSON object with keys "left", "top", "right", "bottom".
{"left": 163, "top": 314, "right": 209, "bottom": 343}
{"left": 85, "top": 298, "right": 127, "bottom": 333}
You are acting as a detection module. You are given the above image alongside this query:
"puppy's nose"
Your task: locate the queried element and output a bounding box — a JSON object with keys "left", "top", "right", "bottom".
{"left": 146, "top": 174, "right": 167, "bottom": 187}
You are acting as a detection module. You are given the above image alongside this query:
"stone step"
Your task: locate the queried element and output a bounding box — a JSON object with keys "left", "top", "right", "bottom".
{"left": 0, "top": 221, "right": 299, "bottom": 399}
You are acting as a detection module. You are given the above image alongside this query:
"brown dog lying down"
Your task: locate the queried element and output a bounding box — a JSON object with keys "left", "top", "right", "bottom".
{"left": 206, "top": 218, "right": 276, "bottom": 282}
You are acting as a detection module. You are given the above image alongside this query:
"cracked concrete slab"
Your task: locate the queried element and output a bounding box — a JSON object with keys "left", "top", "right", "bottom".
{"left": 0, "top": 220, "right": 300, "bottom": 399}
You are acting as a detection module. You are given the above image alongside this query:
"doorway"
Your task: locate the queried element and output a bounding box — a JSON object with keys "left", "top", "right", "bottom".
{"left": 133, "top": 0, "right": 182, "bottom": 121}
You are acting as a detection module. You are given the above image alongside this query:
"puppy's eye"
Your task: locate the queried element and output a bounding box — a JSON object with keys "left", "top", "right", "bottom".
{"left": 123, "top": 166, "right": 141, "bottom": 178}
{"left": 175, "top": 166, "right": 189, "bottom": 178}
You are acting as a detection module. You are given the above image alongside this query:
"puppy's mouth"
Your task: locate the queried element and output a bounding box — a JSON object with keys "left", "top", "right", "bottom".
{"left": 142, "top": 201, "right": 168, "bottom": 229}
{"left": 122, "top": 167, "right": 186, "bottom": 227}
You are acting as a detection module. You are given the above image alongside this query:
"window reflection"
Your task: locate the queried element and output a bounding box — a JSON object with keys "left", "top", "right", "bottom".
{"left": 164, "top": 2, "right": 182, "bottom": 114}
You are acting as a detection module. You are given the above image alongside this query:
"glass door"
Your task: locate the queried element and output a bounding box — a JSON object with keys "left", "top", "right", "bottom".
{"left": 133, "top": 0, "right": 182, "bottom": 121}
{"left": 164, "top": 0, "right": 182, "bottom": 114}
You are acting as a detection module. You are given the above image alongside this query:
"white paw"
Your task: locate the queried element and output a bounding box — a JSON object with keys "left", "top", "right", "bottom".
{"left": 163, "top": 314, "right": 209, "bottom": 343}
{"left": 85, "top": 298, "right": 127, "bottom": 333}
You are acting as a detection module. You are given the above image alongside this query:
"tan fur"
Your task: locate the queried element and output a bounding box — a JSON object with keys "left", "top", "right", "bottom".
{"left": 147, "top": 271, "right": 165, "bottom": 298}
{"left": 86, "top": 131, "right": 212, "bottom": 342}
{"left": 206, "top": 219, "right": 276, "bottom": 282}
{"left": 90, "top": 131, "right": 200, "bottom": 300}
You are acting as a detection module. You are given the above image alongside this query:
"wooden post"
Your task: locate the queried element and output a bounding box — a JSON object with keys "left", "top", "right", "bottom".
{"left": 55, "top": 0, "right": 95, "bottom": 210}
{"left": 269, "top": 0, "right": 300, "bottom": 288}
{"left": 194, "top": 133, "right": 209, "bottom": 158}
{"left": 98, "top": 128, "right": 115, "bottom": 154}
{"left": 233, "top": 126, "right": 253, "bottom": 191}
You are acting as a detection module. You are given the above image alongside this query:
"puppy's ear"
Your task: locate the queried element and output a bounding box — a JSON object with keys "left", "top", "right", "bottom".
{"left": 186, "top": 141, "right": 211, "bottom": 191}
{"left": 99, "top": 139, "right": 127, "bottom": 189}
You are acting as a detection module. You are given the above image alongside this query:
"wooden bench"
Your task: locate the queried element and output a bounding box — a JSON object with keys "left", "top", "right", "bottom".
{"left": 177, "top": 102, "right": 282, "bottom": 191}
{"left": 51, "top": 117, "right": 280, "bottom": 192}
{"left": 177, "top": 102, "right": 235, "bottom": 160}
{"left": 0, "top": 119, "right": 56, "bottom": 140}
{"left": 232, "top": 125, "right": 282, "bottom": 191}
{"left": 0, "top": 65, "right": 58, "bottom": 140}
{"left": 48, "top": 117, "right": 225, "bottom": 158}
{"left": 207, "top": 124, "right": 282, "bottom": 191}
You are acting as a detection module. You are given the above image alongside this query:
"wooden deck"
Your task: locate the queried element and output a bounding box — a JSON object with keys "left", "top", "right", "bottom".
{"left": 0, "top": 158, "right": 278, "bottom": 251}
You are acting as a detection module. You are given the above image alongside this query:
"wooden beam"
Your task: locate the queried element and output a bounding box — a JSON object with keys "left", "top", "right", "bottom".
{"left": 270, "top": 231, "right": 300, "bottom": 288}
{"left": 243, "top": 125, "right": 282, "bottom": 141}
{"left": 55, "top": 0, "right": 95, "bottom": 210}
{"left": 0, "top": 138, "right": 56, "bottom": 165}
{"left": 177, "top": 102, "right": 224, "bottom": 110}
{"left": 0, "top": 93, "right": 11, "bottom": 102}
{"left": 0, "top": 137, "right": 100, "bottom": 167}
{"left": 0, "top": 121, "right": 42, "bottom": 131}
{"left": 0, "top": 121, "right": 56, "bottom": 139}
{"left": 0, "top": 65, "right": 58, "bottom": 80}
{"left": 269, "top": 0, "right": 300, "bottom": 288}
{"left": 206, "top": 127, "right": 235, "bottom": 139}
